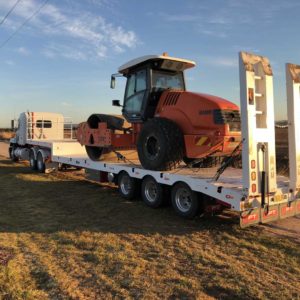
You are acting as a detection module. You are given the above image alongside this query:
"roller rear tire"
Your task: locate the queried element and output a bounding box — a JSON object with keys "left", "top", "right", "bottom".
{"left": 137, "top": 118, "right": 184, "bottom": 171}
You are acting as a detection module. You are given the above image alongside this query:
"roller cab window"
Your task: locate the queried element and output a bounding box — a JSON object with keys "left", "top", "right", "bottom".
{"left": 123, "top": 69, "right": 147, "bottom": 116}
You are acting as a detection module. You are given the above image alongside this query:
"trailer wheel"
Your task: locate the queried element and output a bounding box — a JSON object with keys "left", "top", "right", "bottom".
{"left": 117, "top": 171, "right": 138, "bottom": 200}
{"left": 171, "top": 182, "right": 199, "bottom": 219}
{"left": 37, "top": 152, "right": 46, "bottom": 173}
{"left": 29, "top": 149, "right": 37, "bottom": 170}
{"left": 137, "top": 118, "right": 184, "bottom": 171}
{"left": 141, "top": 176, "right": 164, "bottom": 208}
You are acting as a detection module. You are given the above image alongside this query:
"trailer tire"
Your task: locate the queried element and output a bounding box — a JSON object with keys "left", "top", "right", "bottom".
{"left": 137, "top": 118, "right": 184, "bottom": 171}
{"left": 171, "top": 182, "right": 199, "bottom": 219}
{"left": 29, "top": 149, "right": 37, "bottom": 170}
{"left": 117, "top": 171, "right": 138, "bottom": 200}
{"left": 37, "top": 152, "right": 46, "bottom": 173}
{"left": 141, "top": 176, "right": 164, "bottom": 208}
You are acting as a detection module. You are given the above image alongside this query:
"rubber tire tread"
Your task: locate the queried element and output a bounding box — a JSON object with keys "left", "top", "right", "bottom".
{"left": 137, "top": 118, "right": 184, "bottom": 171}
{"left": 10, "top": 146, "right": 19, "bottom": 162}
{"left": 29, "top": 149, "right": 37, "bottom": 170}
{"left": 37, "top": 152, "right": 46, "bottom": 173}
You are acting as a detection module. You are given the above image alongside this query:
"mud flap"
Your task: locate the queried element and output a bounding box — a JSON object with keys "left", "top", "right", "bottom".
{"left": 240, "top": 208, "right": 261, "bottom": 228}
{"left": 260, "top": 205, "right": 279, "bottom": 223}
{"left": 279, "top": 202, "right": 296, "bottom": 219}
{"left": 241, "top": 200, "right": 300, "bottom": 228}
{"left": 295, "top": 199, "right": 300, "bottom": 215}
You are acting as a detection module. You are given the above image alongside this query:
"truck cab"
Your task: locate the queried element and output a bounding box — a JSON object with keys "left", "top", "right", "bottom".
{"left": 11, "top": 112, "right": 65, "bottom": 146}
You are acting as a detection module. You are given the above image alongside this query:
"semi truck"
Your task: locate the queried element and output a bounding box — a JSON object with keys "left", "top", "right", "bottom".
{"left": 9, "top": 52, "right": 300, "bottom": 227}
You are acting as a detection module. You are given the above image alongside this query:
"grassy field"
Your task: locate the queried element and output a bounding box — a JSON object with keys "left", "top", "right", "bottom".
{"left": 0, "top": 157, "right": 299, "bottom": 299}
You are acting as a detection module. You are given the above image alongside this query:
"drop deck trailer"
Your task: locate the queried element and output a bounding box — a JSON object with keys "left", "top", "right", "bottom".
{"left": 9, "top": 52, "right": 300, "bottom": 227}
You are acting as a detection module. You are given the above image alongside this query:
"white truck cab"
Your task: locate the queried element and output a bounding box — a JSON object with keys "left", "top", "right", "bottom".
{"left": 9, "top": 112, "right": 69, "bottom": 164}
{"left": 13, "top": 112, "right": 65, "bottom": 145}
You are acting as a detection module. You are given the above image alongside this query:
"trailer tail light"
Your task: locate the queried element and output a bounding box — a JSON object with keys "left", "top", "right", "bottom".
{"left": 252, "top": 184, "right": 256, "bottom": 193}
{"left": 251, "top": 172, "right": 256, "bottom": 181}
{"left": 251, "top": 160, "right": 256, "bottom": 169}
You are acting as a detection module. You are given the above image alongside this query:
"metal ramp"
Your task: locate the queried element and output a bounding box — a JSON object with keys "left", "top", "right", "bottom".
{"left": 239, "top": 52, "right": 300, "bottom": 227}
{"left": 286, "top": 63, "right": 300, "bottom": 193}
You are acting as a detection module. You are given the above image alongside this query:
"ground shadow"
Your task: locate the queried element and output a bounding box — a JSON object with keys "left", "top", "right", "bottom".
{"left": 0, "top": 159, "right": 240, "bottom": 236}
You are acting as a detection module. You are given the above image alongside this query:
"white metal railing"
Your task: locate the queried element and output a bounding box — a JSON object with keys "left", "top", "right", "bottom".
{"left": 26, "top": 115, "right": 76, "bottom": 141}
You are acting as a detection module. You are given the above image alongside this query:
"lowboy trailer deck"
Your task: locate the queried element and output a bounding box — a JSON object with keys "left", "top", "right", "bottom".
{"left": 9, "top": 52, "right": 300, "bottom": 227}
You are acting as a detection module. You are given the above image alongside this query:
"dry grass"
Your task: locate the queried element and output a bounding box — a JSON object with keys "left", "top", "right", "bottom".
{"left": 0, "top": 158, "right": 299, "bottom": 299}
{"left": 0, "top": 130, "right": 14, "bottom": 140}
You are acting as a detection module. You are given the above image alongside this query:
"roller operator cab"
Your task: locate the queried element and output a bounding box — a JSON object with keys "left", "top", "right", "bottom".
{"left": 77, "top": 53, "right": 241, "bottom": 171}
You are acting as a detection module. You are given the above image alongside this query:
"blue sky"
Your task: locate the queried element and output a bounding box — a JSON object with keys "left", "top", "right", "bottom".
{"left": 0, "top": 0, "right": 299, "bottom": 127}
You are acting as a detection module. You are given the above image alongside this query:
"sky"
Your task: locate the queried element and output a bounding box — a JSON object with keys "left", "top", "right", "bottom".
{"left": 0, "top": 0, "right": 300, "bottom": 127}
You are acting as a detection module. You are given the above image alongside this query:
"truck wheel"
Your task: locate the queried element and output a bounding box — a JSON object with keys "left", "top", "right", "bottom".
{"left": 117, "top": 171, "right": 138, "bottom": 200}
{"left": 29, "top": 149, "right": 37, "bottom": 170}
{"left": 37, "top": 152, "right": 46, "bottom": 173}
{"left": 137, "top": 118, "right": 184, "bottom": 171}
{"left": 10, "top": 146, "right": 19, "bottom": 162}
{"left": 8, "top": 146, "right": 13, "bottom": 159}
{"left": 141, "top": 176, "right": 164, "bottom": 208}
{"left": 171, "top": 182, "right": 199, "bottom": 219}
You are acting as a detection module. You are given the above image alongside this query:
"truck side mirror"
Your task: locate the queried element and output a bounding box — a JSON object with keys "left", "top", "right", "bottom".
{"left": 112, "top": 100, "right": 122, "bottom": 107}
{"left": 11, "top": 120, "right": 17, "bottom": 131}
{"left": 110, "top": 76, "right": 116, "bottom": 89}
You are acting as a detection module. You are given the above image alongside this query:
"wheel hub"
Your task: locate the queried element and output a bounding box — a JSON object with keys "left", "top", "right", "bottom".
{"left": 175, "top": 188, "right": 192, "bottom": 212}
{"left": 144, "top": 135, "right": 160, "bottom": 160}
{"left": 120, "top": 175, "right": 132, "bottom": 195}
{"left": 145, "top": 181, "right": 157, "bottom": 203}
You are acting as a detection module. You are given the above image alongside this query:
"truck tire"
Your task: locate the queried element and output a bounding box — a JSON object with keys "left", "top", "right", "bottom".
{"left": 8, "top": 146, "right": 13, "bottom": 159}
{"left": 117, "top": 171, "right": 138, "bottom": 200}
{"left": 171, "top": 182, "right": 199, "bottom": 219}
{"left": 37, "top": 152, "right": 46, "bottom": 173}
{"left": 141, "top": 176, "right": 164, "bottom": 208}
{"left": 137, "top": 118, "right": 184, "bottom": 171}
{"left": 10, "top": 146, "right": 19, "bottom": 162}
{"left": 29, "top": 149, "right": 37, "bottom": 170}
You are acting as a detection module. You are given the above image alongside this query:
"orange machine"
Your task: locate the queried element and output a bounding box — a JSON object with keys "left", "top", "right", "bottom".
{"left": 77, "top": 53, "right": 241, "bottom": 170}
